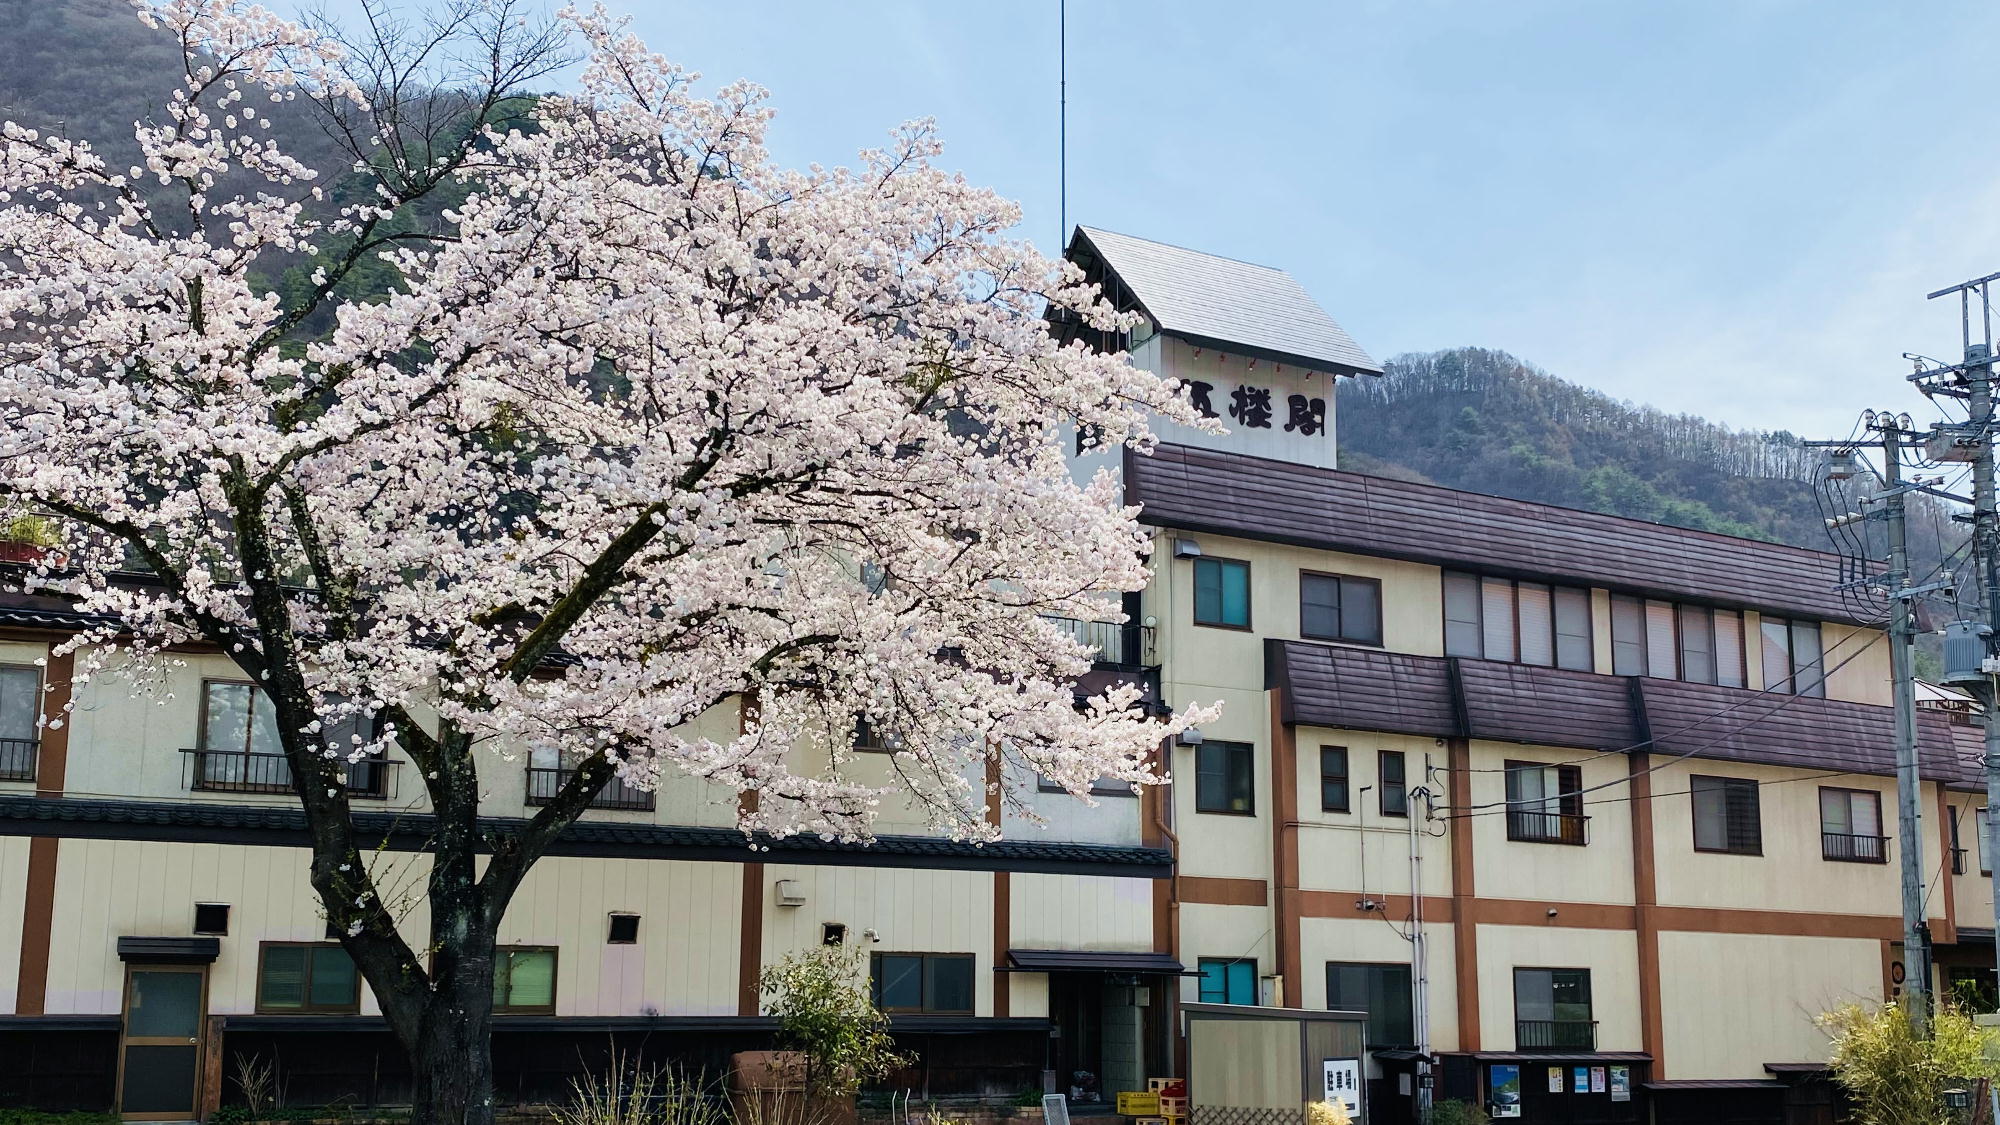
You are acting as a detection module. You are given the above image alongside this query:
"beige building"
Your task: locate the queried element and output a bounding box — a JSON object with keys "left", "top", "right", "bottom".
{"left": 2, "top": 228, "right": 1992, "bottom": 1125}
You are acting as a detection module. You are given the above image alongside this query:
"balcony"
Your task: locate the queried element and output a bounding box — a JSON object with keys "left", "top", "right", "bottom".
{"left": 1506, "top": 809, "right": 1589, "bottom": 846}
{"left": 0, "top": 737, "right": 36, "bottom": 782}
{"left": 1044, "top": 616, "right": 1156, "bottom": 669}
{"left": 1516, "top": 1019, "right": 1598, "bottom": 1052}
{"left": 524, "top": 766, "right": 655, "bottom": 812}
{"left": 1823, "top": 831, "right": 1889, "bottom": 864}
{"left": 181, "top": 748, "right": 397, "bottom": 799}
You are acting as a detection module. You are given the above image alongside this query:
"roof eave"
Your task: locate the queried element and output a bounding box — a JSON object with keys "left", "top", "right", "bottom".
{"left": 1160, "top": 327, "right": 1383, "bottom": 379}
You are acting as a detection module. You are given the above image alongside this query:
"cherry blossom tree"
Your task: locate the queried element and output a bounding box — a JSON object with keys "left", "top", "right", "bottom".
{"left": 0, "top": 2, "right": 1208, "bottom": 1121}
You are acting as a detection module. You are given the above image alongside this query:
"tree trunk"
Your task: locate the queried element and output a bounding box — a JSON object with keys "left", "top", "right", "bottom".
{"left": 408, "top": 947, "right": 499, "bottom": 1125}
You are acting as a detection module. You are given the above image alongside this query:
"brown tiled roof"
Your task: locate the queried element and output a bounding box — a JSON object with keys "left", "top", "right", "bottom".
{"left": 1269, "top": 640, "right": 1978, "bottom": 784}
{"left": 1128, "top": 445, "right": 1870, "bottom": 624}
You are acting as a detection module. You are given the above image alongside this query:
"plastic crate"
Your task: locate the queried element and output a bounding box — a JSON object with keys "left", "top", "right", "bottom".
{"left": 1116, "top": 1093, "right": 1162, "bottom": 1116}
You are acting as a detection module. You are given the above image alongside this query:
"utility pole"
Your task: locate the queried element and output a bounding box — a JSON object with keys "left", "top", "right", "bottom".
{"left": 1880, "top": 418, "right": 1931, "bottom": 1030}
{"left": 1807, "top": 414, "right": 1931, "bottom": 1027}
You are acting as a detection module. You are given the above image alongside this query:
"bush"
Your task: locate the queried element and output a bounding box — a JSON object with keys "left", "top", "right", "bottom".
{"left": 1428, "top": 1100, "right": 1489, "bottom": 1125}
{"left": 0, "top": 1112, "right": 121, "bottom": 1125}
{"left": 758, "top": 946, "right": 911, "bottom": 1096}
{"left": 1820, "top": 1000, "right": 2000, "bottom": 1125}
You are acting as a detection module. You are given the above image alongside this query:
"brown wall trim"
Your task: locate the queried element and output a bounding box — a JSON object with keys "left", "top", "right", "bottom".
{"left": 1936, "top": 786, "right": 1958, "bottom": 945}
{"left": 34, "top": 647, "right": 71, "bottom": 797}
{"left": 738, "top": 861, "right": 763, "bottom": 1017}
{"left": 1180, "top": 876, "right": 1269, "bottom": 908}
{"left": 1447, "top": 737, "right": 1479, "bottom": 1051}
{"left": 14, "top": 835, "right": 57, "bottom": 1015}
{"left": 1653, "top": 906, "right": 1901, "bottom": 941}
{"left": 1629, "top": 751, "right": 1665, "bottom": 1077}
{"left": 1295, "top": 890, "right": 1455, "bottom": 922}
{"left": 992, "top": 871, "right": 1011, "bottom": 1019}
{"left": 1269, "top": 686, "right": 1302, "bottom": 1006}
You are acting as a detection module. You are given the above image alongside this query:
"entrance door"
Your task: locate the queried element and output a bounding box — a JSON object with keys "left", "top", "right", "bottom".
{"left": 117, "top": 965, "right": 207, "bottom": 1120}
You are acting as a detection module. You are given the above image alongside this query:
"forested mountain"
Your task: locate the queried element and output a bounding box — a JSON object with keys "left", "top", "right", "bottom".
{"left": 1341, "top": 345, "right": 1958, "bottom": 551}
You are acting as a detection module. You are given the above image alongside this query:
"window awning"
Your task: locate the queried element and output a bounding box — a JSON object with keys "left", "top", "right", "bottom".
{"left": 117, "top": 936, "right": 220, "bottom": 964}
{"left": 1644, "top": 1079, "right": 1784, "bottom": 1092}
{"left": 1002, "top": 949, "right": 1189, "bottom": 975}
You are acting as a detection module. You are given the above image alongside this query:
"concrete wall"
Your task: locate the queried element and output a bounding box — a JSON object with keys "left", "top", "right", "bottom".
{"left": 1657, "top": 931, "right": 1881, "bottom": 1078}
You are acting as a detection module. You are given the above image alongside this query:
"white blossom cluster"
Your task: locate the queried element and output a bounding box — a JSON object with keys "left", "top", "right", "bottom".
{"left": 0, "top": 0, "right": 1218, "bottom": 843}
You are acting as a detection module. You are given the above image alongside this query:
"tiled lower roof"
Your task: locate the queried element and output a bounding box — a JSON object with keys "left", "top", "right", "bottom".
{"left": 0, "top": 795, "right": 1172, "bottom": 877}
{"left": 1270, "top": 639, "right": 1982, "bottom": 786}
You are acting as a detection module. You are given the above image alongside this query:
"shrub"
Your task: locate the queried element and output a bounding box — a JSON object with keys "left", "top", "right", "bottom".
{"left": 1819, "top": 1000, "right": 2000, "bottom": 1125}
{"left": 1428, "top": 1100, "right": 1489, "bottom": 1125}
{"left": 552, "top": 1051, "right": 723, "bottom": 1125}
{"left": 758, "top": 946, "right": 911, "bottom": 1096}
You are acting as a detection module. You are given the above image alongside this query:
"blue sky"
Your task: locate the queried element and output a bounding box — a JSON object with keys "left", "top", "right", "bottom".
{"left": 299, "top": 0, "right": 2000, "bottom": 436}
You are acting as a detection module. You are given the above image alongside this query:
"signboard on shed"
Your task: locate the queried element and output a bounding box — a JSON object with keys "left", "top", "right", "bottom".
{"left": 1321, "top": 1058, "right": 1360, "bottom": 1112}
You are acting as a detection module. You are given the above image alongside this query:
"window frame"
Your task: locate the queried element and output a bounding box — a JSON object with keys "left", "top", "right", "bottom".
{"left": 492, "top": 945, "right": 559, "bottom": 1014}
{"left": 1298, "top": 570, "right": 1383, "bottom": 647}
{"left": 869, "top": 951, "right": 976, "bottom": 1015}
{"left": 1608, "top": 596, "right": 1752, "bottom": 687}
{"left": 1192, "top": 557, "right": 1253, "bottom": 631}
{"left": 1319, "top": 746, "right": 1350, "bottom": 814}
{"left": 1442, "top": 571, "right": 1592, "bottom": 672}
{"left": 1690, "top": 774, "right": 1763, "bottom": 856}
{"left": 1760, "top": 616, "right": 1827, "bottom": 698}
{"left": 1197, "top": 957, "right": 1258, "bottom": 1005}
{"left": 1818, "top": 786, "right": 1886, "bottom": 864}
{"left": 1379, "top": 750, "right": 1408, "bottom": 818}
{"left": 255, "top": 941, "right": 361, "bottom": 1014}
{"left": 1503, "top": 760, "right": 1586, "bottom": 845}
{"left": 1325, "top": 960, "right": 1415, "bottom": 1049}
{"left": 0, "top": 660, "right": 42, "bottom": 742}
{"left": 1512, "top": 966, "right": 1594, "bottom": 1036}
{"left": 1195, "top": 740, "right": 1256, "bottom": 816}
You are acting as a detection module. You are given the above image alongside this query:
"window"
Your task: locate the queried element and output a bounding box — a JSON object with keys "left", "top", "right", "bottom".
{"left": 197, "top": 680, "right": 290, "bottom": 792}
{"left": 1320, "top": 747, "right": 1349, "bottom": 813}
{"left": 493, "top": 947, "right": 558, "bottom": 1013}
{"left": 195, "top": 682, "right": 388, "bottom": 796}
{"left": 1761, "top": 617, "right": 1826, "bottom": 697}
{"left": 1504, "top": 762, "right": 1585, "bottom": 845}
{"left": 606, "top": 914, "right": 640, "bottom": 945}
{"left": 1441, "top": 573, "right": 1591, "bottom": 671}
{"left": 193, "top": 903, "right": 230, "bottom": 935}
{"left": 871, "top": 953, "right": 975, "bottom": 1014}
{"left": 1300, "top": 572, "right": 1382, "bottom": 646}
{"left": 1691, "top": 775, "right": 1762, "bottom": 855}
{"left": 1607, "top": 596, "right": 1747, "bottom": 687}
{"left": 0, "top": 663, "right": 39, "bottom": 781}
{"left": 1196, "top": 741, "right": 1255, "bottom": 815}
{"left": 1820, "top": 787, "right": 1885, "bottom": 863}
{"left": 1514, "top": 968, "right": 1594, "bottom": 1050}
{"left": 1379, "top": 751, "right": 1407, "bottom": 817}
{"left": 1326, "top": 962, "right": 1413, "bottom": 1048}
{"left": 1980, "top": 808, "right": 1992, "bottom": 876}
{"left": 1198, "top": 958, "right": 1257, "bottom": 1005}
{"left": 257, "top": 943, "right": 360, "bottom": 1013}
{"left": 1194, "top": 558, "right": 1251, "bottom": 629}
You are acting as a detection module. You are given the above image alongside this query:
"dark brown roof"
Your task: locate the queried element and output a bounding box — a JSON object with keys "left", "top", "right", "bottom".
{"left": 1269, "top": 640, "right": 1977, "bottom": 783}
{"left": 1128, "top": 444, "right": 1869, "bottom": 624}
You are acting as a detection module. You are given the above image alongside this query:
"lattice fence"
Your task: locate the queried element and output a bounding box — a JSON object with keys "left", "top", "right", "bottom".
{"left": 1191, "top": 1105, "right": 1308, "bottom": 1125}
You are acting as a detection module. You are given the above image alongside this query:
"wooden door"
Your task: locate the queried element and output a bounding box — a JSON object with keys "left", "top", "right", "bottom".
{"left": 116, "top": 964, "right": 208, "bottom": 1120}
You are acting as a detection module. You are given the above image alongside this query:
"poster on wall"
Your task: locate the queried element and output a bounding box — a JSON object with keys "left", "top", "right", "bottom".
{"left": 1321, "top": 1058, "right": 1361, "bottom": 1113}
{"left": 1590, "top": 1067, "right": 1607, "bottom": 1094}
{"left": 1573, "top": 1067, "right": 1590, "bottom": 1093}
{"left": 1489, "top": 1064, "right": 1522, "bottom": 1118}
{"left": 1548, "top": 1067, "right": 1565, "bottom": 1093}
{"left": 1609, "top": 1066, "right": 1632, "bottom": 1103}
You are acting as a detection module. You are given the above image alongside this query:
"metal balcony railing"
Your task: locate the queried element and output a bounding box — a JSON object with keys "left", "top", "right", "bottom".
{"left": 524, "top": 766, "right": 655, "bottom": 811}
{"left": 1823, "top": 831, "right": 1890, "bottom": 863}
{"left": 1515, "top": 1019, "right": 1598, "bottom": 1051}
{"left": 1954, "top": 846, "right": 1969, "bottom": 876}
{"left": 1506, "top": 809, "right": 1590, "bottom": 846}
{"left": 1042, "top": 616, "right": 1156, "bottom": 667}
{"left": 181, "top": 748, "right": 396, "bottom": 799}
{"left": 0, "top": 736, "right": 37, "bottom": 782}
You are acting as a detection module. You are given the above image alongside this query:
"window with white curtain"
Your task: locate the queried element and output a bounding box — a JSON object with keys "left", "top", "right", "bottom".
{"left": 1444, "top": 572, "right": 1592, "bottom": 672}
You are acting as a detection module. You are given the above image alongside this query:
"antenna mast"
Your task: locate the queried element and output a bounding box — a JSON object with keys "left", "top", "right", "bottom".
{"left": 1059, "top": 0, "right": 1067, "bottom": 250}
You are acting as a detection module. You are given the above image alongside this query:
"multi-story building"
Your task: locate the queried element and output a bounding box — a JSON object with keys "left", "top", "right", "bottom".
{"left": 1065, "top": 227, "right": 1998, "bottom": 1125}
{"left": 1, "top": 225, "right": 1993, "bottom": 1125}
